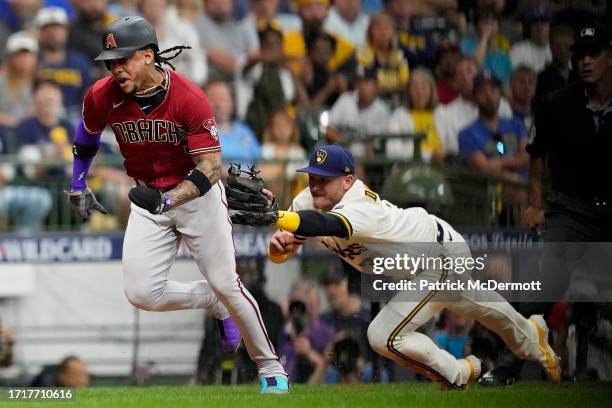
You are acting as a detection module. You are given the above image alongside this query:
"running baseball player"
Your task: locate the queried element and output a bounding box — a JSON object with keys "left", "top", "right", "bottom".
{"left": 67, "top": 17, "right": 288, "bottom": 394}
{"left": 227, "top": 144, "right": 560, "bottom": 390}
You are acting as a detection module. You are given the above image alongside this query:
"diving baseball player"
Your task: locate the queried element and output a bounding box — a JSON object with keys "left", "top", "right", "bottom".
{"left": 228, "top": 144, "right": 560, "bottom": 390}
{"left": 67, "top": 17, "right": 288, "bottom": 394}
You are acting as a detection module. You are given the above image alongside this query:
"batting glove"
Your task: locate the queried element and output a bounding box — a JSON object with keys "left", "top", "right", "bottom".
{"left": 128, "top": 186, "right": 172, "bottom": 214}
{"left": 67, "top": 188, "right": 109, "bottom": 221}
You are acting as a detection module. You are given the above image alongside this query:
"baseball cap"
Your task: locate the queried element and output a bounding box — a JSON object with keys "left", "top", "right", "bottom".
{"left": 5, "top": 31, "right": 38, "bottom": 56}
{"left": 34, "top": 7, "right": 69, "bottom": 28}
{"left": 473, "top": 70, "right": 502, "bottom": 93}
{"left": 297, "top": 145, "right": 355, "bottom": 177}
{"left": 525, "top": 4, "right": 552, "bottom": 23}
{"left": 570, "top": 24, "right": 612, "bottom": 52}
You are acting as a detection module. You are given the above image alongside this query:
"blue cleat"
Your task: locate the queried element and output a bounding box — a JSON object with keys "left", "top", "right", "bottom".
{"left": 260, "top": 376, "right": 290, "bottom": 395}
{"left": 217, "top": 316, "right": 242, "bottom": 353}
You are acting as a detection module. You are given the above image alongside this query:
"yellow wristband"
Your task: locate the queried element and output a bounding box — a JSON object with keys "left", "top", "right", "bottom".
{"left": 275, "top": 211, "right": 301, "bottom": 233}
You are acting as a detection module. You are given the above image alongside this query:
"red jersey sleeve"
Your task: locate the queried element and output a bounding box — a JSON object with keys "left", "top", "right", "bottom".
{"left": 183, "top": 94, "right": 221, "bottom": 156}
{"left": 82, "top": 86, "right": 107, "bottom": 134}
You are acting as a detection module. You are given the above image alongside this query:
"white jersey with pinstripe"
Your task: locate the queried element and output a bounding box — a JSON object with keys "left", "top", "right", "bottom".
{"left": 289, "top": 179, "right": 437, "bottom": 271}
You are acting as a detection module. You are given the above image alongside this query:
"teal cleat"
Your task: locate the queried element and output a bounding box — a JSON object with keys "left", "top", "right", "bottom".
{"left": 259, "top": 376, "right": 290, "bottom": 395}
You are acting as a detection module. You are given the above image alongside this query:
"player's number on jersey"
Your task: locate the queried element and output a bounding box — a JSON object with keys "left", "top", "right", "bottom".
{"left": 364, "top": 189, "right": 377, "bottom": 202}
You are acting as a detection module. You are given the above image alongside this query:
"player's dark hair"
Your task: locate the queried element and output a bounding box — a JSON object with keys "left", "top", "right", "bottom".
{"left": 153, "top": 45, "right": 192, "bottom": 71}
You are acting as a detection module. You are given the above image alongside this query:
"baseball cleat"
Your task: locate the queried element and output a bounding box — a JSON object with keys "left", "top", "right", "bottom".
{"left": 529, "top": 314, "right": 561, "bottom": 383}
{"left": 217, "top": 316, "right": 242, "bottom": 353}
{"left": 478, "top": 367, "right": 517, "bottom": 387}
{"left": 260, "top": 376, "right": 290, "bottom": 395}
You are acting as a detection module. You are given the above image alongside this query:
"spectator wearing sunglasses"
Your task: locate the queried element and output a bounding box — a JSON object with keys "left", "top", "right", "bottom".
{"left": 458, "top": 70, "right": 529, "bottom": 183}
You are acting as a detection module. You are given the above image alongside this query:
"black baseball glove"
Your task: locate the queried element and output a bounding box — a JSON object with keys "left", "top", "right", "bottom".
{"left": 224, "top": 164, "right": 278, "bottom": 226}
{"left": 128, "top": 186, "right": 172, "bottom": 214}
{"left": 67, "top": 188, "right": 109, "bottom": 221}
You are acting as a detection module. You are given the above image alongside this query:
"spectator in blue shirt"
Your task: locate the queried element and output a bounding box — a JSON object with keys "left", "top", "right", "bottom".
{"left": 15, "top": 80, "right": 74, "bottom": 180}
{"left": 205, "top": 79, "right": 262, "bottom": 165}
{"left": 43, "top": 0, "right": 75, "bottom": 19}
{"left": 34, "top": 7, "right": 93, "bottom": 126}
{"left": 460, "top": 5, "right": 512, "bottom": 83}
{"left": 0, "top": 118, "right": 53, "bottom": 233}
{"left": 0, "top": 0, "right": 36, "bottom": 52}
{"left": 459, "top": 71, "right": 529, "bottom": 183}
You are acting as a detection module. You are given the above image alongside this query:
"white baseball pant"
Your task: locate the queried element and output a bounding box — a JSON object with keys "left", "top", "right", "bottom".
{"left": 367, "top": 216, "right": 544, "bottom": 388}
{"left": 122, "top": 182, "right": 286, "bottom": 378}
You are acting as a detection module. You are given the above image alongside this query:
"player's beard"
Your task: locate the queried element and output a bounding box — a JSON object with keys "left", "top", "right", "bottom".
{"left": 313, "top": 195, "right": 336, "bottom": 212}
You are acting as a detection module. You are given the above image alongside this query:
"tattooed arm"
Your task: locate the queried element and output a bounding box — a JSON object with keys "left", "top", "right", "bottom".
{"left": 166, "top": 152, "right": 222, "bottom": 208}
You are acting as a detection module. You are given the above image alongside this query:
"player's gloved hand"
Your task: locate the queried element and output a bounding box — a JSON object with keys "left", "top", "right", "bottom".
{"left": 128, "top": 186, "right": 172, "bottom": 214}
{"left": 224, "top": 164, "right": 279, "bottom": 226}
{"left": 67, "top": 188, "right": 109, "bottom": 221}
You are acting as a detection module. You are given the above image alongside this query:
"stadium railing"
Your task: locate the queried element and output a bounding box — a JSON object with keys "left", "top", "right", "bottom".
{"left": 0, "top": 134, "right": 527, "bottom": 232}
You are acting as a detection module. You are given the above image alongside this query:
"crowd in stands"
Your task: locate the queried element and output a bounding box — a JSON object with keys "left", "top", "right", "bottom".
{"left": 0, "top": 0, "right": 603, "bottom": 232}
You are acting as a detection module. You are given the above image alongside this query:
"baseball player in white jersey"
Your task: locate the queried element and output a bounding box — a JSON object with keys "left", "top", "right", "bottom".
{"left": 266, "top": 144, "right": 560, "bottom": 389}
{"left": 67, "top": 17, "right": 288, "bottom": 394}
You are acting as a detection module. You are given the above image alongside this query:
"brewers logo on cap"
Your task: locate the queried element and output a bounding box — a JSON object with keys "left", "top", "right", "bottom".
{"left": 105, "top": 33, "right": 117, "bottom": 49}
{"left": 315, "top": 150, "right": 327, "bottom": 164}
{"left": 297, "top": 144, "right": 355, "bottom": 176}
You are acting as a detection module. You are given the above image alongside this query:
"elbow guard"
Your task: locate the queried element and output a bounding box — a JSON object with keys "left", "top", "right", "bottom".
{"left": 72, "top": 142, "right": 99, "bottom": 159}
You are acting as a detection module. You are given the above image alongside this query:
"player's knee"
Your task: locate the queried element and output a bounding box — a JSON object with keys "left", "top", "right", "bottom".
{"left": 124, "top": 285, "right": 162, "bottom": 311}
{"left": 206, "top": 275, "right": 237, "bottom": 299}
{"left": 386, "top": 332, "right": 431, "bottom": 363}
{"left": 367, "top": 320, "right": 389, "bottom": 354}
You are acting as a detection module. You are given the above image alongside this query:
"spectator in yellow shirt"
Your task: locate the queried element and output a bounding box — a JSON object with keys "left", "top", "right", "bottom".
{"left": 387, "top": 67, "right": 444, "bottom": 163}
{"left": 358, "top": 12, "right": 409, "bottom": 104}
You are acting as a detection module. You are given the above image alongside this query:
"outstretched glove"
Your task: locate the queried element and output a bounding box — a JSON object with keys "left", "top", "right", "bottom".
{"left": 224, "top": 164, "right": 278, "bottom": 226}
{"left": 67, "top": 188, "right": 109, "bottom": 221}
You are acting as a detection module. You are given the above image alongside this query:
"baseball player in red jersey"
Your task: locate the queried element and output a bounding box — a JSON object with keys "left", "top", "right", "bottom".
{"left": 67, "top": 16, "right": 288, "bottom": 394}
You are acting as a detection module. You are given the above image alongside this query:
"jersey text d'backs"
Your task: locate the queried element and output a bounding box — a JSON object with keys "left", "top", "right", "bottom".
{"left": 82, "top": 69, "right": 220, "bottom": 189}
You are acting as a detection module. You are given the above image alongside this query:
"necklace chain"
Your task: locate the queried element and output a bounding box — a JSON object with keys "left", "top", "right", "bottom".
{"left": 135, "top": 68, "right": 168, "bottom": 98}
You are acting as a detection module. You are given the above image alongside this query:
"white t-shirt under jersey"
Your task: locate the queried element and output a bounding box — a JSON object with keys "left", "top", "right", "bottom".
{"left": 290, "top": 179, "right": 437, "bottom": 272}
